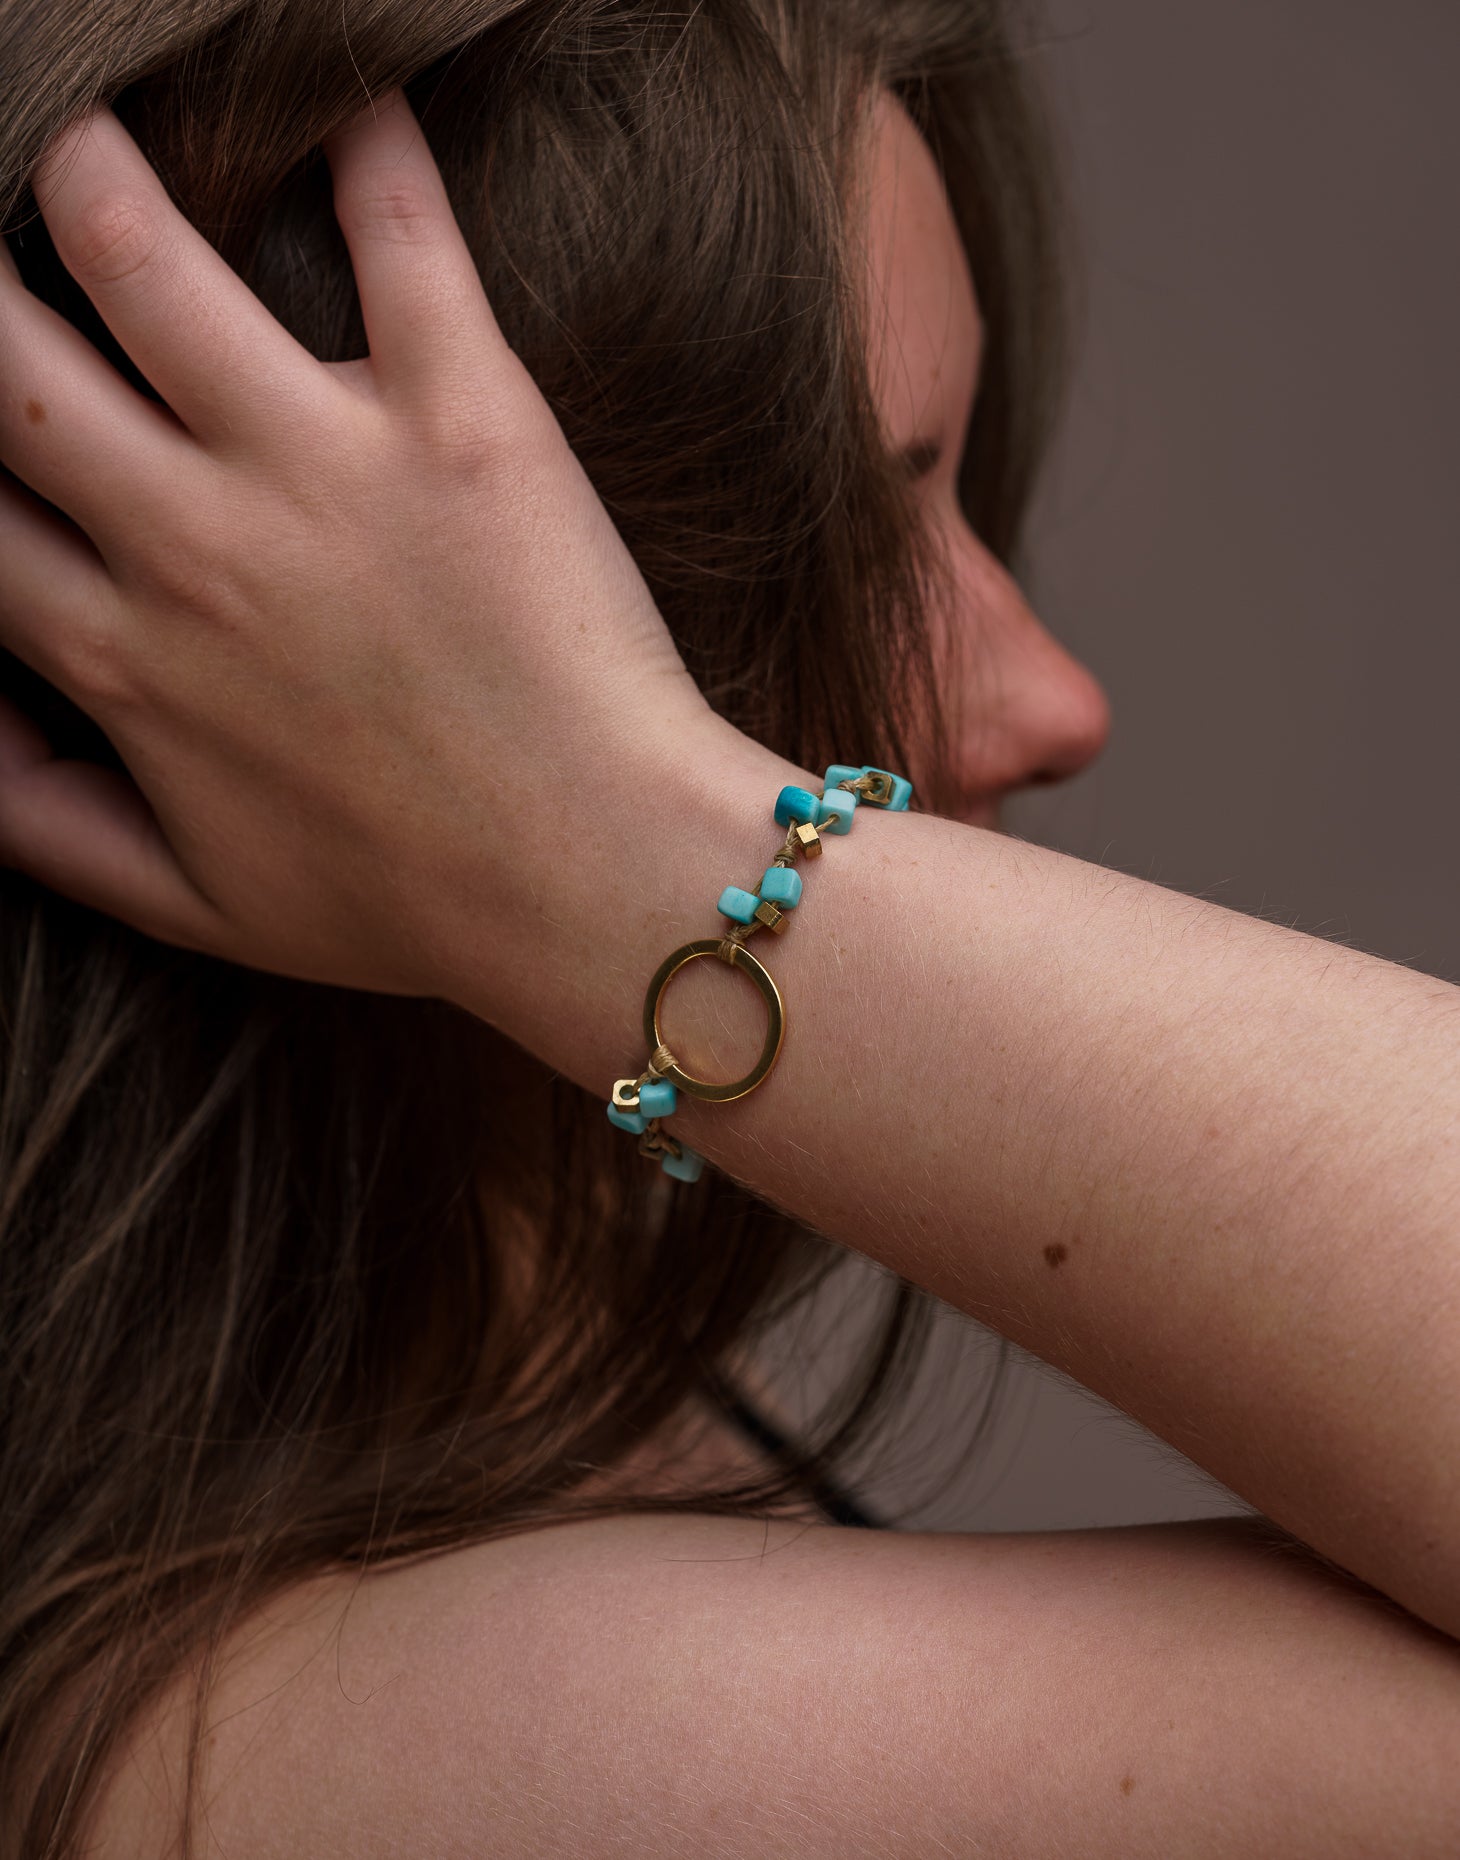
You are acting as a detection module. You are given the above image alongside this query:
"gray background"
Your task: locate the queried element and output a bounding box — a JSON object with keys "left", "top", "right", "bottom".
{"left": 760, "top": 0, "right": 1460, "bottom": 1532}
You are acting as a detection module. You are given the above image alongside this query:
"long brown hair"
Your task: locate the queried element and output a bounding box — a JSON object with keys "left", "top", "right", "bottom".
{"left": 0, "top": 1, "right": 1066, "bottom": 1850}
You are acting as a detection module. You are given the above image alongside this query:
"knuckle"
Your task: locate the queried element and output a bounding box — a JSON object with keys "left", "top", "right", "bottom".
{"left": 144, "top": 540, "right": 231, "bottom": 616}
{"left": 57, "top": 612, "right": 135, "bottom": 710}
{"left": 340, "top": 171, "right": 437, "bottom": 246}
{"left": 421, "top": 399, "right": 499, "bottom": 475}
{"left": 64, "top": 192, "right": 163, "bottom": 288}
{"left": 416, "top": 375, "right": 551, "bottom": 481}
{"left": 125, "top": 478, "right": 240, "bottom": 618}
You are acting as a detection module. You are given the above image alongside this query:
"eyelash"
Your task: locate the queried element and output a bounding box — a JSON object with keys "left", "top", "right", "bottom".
{"left": 902, "top": 440, "right": 942, "bottom": 483}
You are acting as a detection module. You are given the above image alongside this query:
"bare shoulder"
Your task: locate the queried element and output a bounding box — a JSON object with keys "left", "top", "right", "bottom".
{"left": 89, "top": 1512, "right": 1460, "bottom": 1859}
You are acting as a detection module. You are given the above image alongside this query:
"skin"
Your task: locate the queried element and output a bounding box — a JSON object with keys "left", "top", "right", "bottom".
{"left": 0, "top": 89, "right": 713, "bottom": 1012}
{"left": 0, "top": 86, "right": 1103, "bottom": 996}
{"left": 6, "top": 79, "right": 1455, "bottom": 1860}
{"left": 859, "top": 92, "right": 1111, "bottom": 824}
{"left": 0, "top": 76, "right": 1117, "bottom": 1567}
{"left": 3, "top": 78, "right": 1460, "bottom": 1644}
{"left": 0, "top": 79, "right": 1115, "bottom": 1531}
{"left": 502, "top": 92, "right": 1088, "bottom": 1496}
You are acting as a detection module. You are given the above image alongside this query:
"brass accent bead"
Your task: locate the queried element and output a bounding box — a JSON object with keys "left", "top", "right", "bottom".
{"left": 794, "top": 821, "right": 822, "bottom": 858}
{"left": 611, "top": 1077, "right": 642, "bottom": 1111}
{"left": 753, "top": 898, "right": 789, "bottom": 934}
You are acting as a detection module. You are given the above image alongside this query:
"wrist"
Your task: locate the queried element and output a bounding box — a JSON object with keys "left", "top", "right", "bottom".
{"left": 438, "top": 712, "right": 813, "bottom": 1100}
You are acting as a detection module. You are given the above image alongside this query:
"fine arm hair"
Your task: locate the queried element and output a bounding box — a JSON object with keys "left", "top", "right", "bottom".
{"left": 517, "top": 725, "right": 1460, "bottom": 1653}
{"left": 2, "top": 0, "right": 1066, "bottom": 1851}
{"left": 6, "top": 3, "right": 1460, "bottom": 1859}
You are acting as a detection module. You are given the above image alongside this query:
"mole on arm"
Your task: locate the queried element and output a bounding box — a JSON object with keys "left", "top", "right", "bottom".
{"left": 24, "top": 399, "right": 46, "bottom": 425}
{"left": 1042, "top": 1243, "right": 1069, "bottom": 1269}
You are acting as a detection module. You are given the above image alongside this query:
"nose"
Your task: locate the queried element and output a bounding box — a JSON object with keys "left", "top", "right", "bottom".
{"left": 941, "top": 529, "right": 1111, "bottom": 802}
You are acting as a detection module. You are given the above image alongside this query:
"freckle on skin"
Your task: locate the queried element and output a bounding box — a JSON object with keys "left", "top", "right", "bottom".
{"left": 1120, "top": 1775, "right": 1135, "bottom": 1796}
{"left": 24, "top": 399, "right": 46, "bottom": 425}
{"left": 1043, "top": 1243, "right": 1068, "bottom": 1269}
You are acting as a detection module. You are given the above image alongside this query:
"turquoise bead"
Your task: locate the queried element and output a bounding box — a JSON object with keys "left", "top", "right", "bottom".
{"left": 822, "top": 763, "right": 865, "bottom": 796}
{"left": 816, "top": 790, "right": 856, "bottom": 834}
{"left": 638, "top": 1079, "right": 677, "bottom": 1119}
{"left": 661, "top": 1144, "right": 705, "bottom": 1183}
{"left": 864, "top": 766, "right": 914, "bottom": 810}
{"left": 718, "top": 883, "right": 761, "bottom": 924}
{"left": 822, "top": 763, "right": 914, "bottom": 811}
{"left": 774, "top": 784, "right": 820, "bottom": 830}
{"left": 758, "top": 865, "right": 802, "bottom": 908}
{"left": 607, "top": 1102, "right": 647, "bottom": 1135}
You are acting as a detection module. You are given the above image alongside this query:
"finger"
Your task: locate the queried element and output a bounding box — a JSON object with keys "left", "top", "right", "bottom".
{"left": 0, "top": 688, "right": 52, "bottom": 770}
{"left": 0, "top": 249, "right": 199, "bottom": 555}
{"left": 0, "top": 473, "right": 123, "bottom": 700}
{"left": 29, "top": 106, "right": 331, "bottom": 451}
{"left": 0, "top": 701, "right": 223, "bottom": 955}
{"left": 322, "top": 88, "right": 509, "bottom": 406}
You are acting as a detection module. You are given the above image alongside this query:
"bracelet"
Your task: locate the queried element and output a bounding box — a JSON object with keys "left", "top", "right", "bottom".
{"left": 604, "top": 762, "right": 914, "bottom": 1183}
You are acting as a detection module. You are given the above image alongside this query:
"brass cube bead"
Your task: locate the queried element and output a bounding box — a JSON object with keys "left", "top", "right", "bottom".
{"left": 794, "top": 821, "right": 822, "bottom": 858}
{"left": 754, "top": 898, "right": 790, "bottom": 935}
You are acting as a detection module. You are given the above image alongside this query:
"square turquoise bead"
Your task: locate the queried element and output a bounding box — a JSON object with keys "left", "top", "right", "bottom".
{"left": 863, "top": 766, "right": 914, "bottom": 810}
{"left": 774, "top": 784, "right": 820, "bottom": 830}
{"left": 607, "top": 1102, "right": 647, "bottom": 1135}
{"left": 638, "top": 1079, "right": 677, "bottom": 1119}
{"left": 822, "top": 763, "right": 866, "bottom": 796}
{"left": 815, "top": 790, "right": 856, "bottom": 834}
{"left": 759, "top": 865, "right": 802, "bottom": 908}
{"left": 822, "top": 763, "right": 914, "bottom": 811}
{"left": 661, "top": 1144, "right": 705, "bottom": 1183}
{"left": 718, "top": 883, "right": 761, "bottom": 924}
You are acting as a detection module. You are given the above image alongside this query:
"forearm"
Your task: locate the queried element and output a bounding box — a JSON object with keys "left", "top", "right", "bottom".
{"left": 443, "top": 719, "right": 1460, "bottom": 1639}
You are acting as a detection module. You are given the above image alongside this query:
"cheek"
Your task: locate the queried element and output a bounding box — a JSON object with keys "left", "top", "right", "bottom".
{"left": 898, "top": 499, "right": 999, "bottom": 800}
{"left": 921, "top": 505, "right": 1005, "bottom": 712}
{"left": 917, "top": 506, "right": 1113, "bottom": 796}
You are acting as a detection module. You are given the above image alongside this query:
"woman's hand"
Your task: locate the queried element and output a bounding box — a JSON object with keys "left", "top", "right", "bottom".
{"left": 0, "top": 87, "right": 715, "bottom": 1001}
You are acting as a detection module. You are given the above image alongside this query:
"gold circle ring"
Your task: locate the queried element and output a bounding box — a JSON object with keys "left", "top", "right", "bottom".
{"left": 642, "top": 939, "right": 785, "bottom": 1103}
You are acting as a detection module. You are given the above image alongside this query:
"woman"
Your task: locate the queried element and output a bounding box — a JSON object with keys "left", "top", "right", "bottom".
{"left": 2, "top": 2, "right": 1458, "bottom": 1855}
